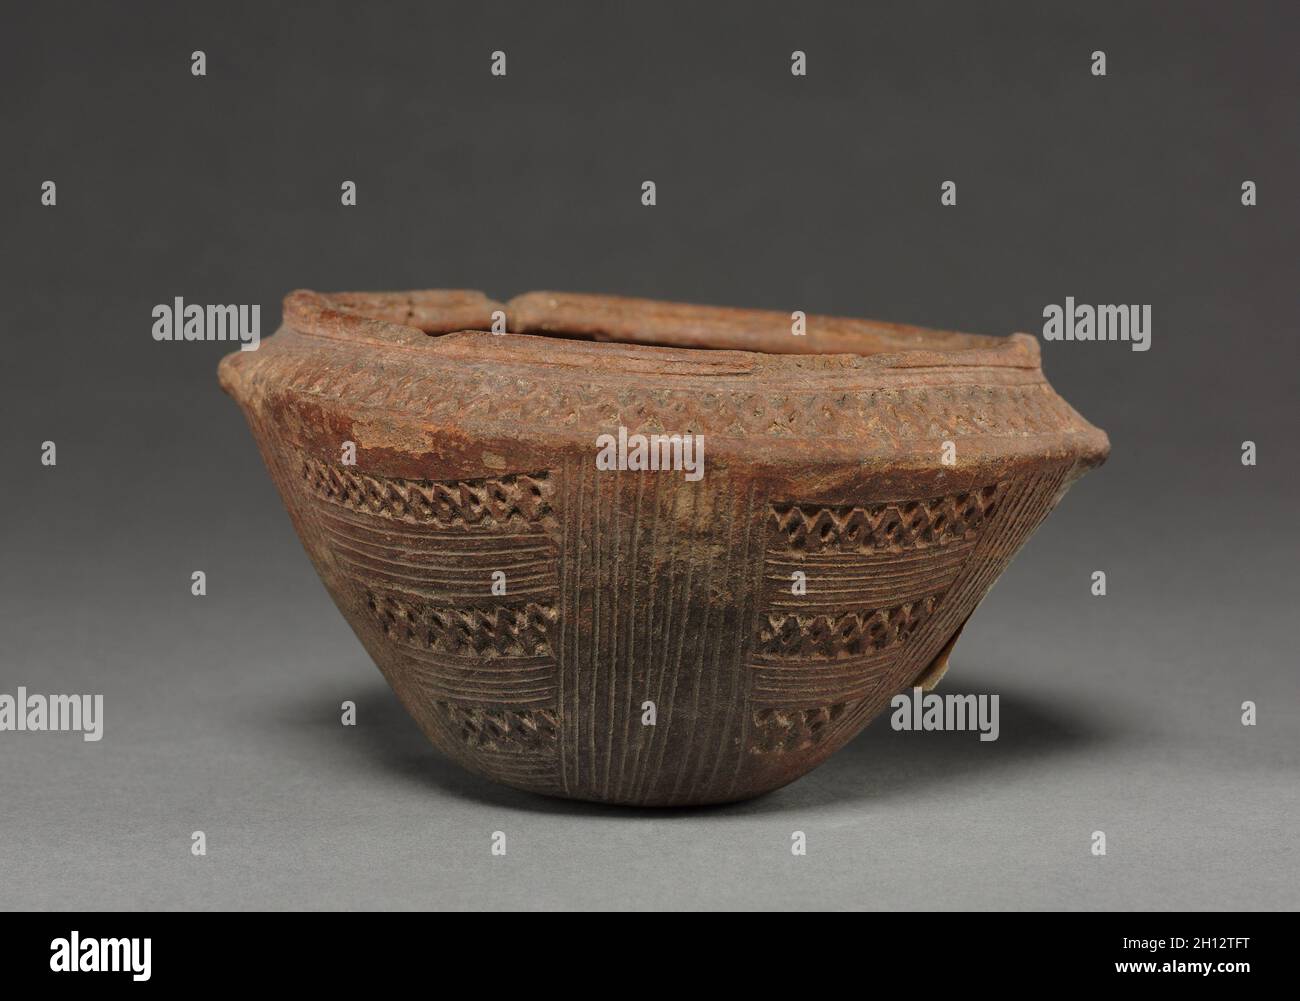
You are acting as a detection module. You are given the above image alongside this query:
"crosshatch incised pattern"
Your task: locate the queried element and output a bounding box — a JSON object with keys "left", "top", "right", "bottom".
{"left": 757, "top": 596, "right": 943, "bottom": 660}
{"left": 301, "top": 456, "right": 554, "bottom": 529}
{"left": 746, "top": 485, "right": 1007, "bottom": 750}
{"left": 366, "top": 589, "right": 557, "bottom": 659}
{"left": 281, "top": 447, "right": 1068, "bottom": 802}
{"left": 770, "top": 484, "right": 1006, "bottom": 554}
{"left": 751, "top": 704, "right": 849, "bottom": 755}
{"left": 438, "top": 704, "right": 560, "bottom": 753}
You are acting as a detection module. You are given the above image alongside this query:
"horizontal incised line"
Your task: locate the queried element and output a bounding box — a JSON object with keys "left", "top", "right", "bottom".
{"left": 333, "top": 545, "right": 555, "bottom": 583}
{"left": 764, "top": 539, "right": 974, "bottom": 574}
{"left": 417, "top": 690, "right": 557, "bottom": 709}
{"left": 750, "top": 678, "right": 887, "bottom": 710}
{"left": 325, "top": 529, "right": 555, "bottom": 574}
{"left": 750, "top": 648, "right": 897, "bottom": 673}
{"left": 409, "top": 675, "right": 556, "bottom": 699}
{"left": 343, "top": 559, "right": 556, "bottom": 596}
{"left": 316, "top": 508, "right": 554, "bottom": 548}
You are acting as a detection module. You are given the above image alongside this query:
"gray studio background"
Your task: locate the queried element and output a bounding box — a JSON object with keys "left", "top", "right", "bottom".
{"left": 2, "top": 1, "right": 1296, "bottom": 910}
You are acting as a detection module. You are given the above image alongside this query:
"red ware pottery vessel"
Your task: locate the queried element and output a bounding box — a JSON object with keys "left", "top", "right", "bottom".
{"left": 220, "top": 290, "right": 1108, "bottom": 805}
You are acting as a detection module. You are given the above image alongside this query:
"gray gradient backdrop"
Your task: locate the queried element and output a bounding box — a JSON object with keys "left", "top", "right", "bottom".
{"left": 2, "top": 1, "right": 1297, "bottom": 910}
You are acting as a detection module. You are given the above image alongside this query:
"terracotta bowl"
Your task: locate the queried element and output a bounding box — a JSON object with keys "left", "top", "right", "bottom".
{"left": 219, "top": 290, "right": 1108, "bottom": 806}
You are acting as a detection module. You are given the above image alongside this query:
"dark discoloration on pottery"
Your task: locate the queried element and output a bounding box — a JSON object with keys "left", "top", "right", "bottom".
{"left": 220, "top": 290, "right": 1108, "bottom": 806}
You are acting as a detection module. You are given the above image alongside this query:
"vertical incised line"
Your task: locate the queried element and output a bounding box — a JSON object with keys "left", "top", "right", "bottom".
{"left": 627, "top": 473, "right": 667, "bottom": 800}
{"left": 706, "top": 479, "right": 757, "bottom": 800}
{"left": 602, "top": 473, "right": 622, "bottom": 798}
{"left": 643, "top": 481, "right": 701, "bottom": 802}
{"left": 631, "top": 479, "right": 683, "bottom": 801}
{"left": 557, "top": 456, "right": 572, "bottom": 795}
{"left": 587, "top": 460, "right": 601, "bottom": 792}
{"left": 670, "top": 471, "right": 734, "bottom": 803}
{"left": 570, "top": 457, "right": 585, "bottom": 791}
{"left": 727, "top": 482, "right": 768, "bottom": 799}
{"left": 614, "top": 473, "right": 646, "bottom": 801}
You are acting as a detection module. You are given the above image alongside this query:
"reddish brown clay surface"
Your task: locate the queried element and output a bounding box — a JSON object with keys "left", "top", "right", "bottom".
{"left": 220, "top": 290, "right": 1109, "bottom": 806}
